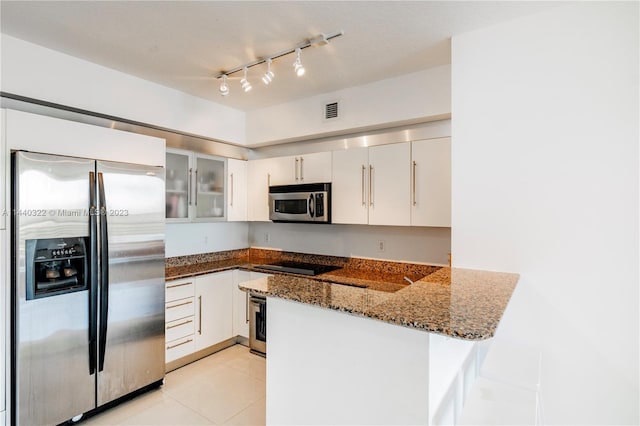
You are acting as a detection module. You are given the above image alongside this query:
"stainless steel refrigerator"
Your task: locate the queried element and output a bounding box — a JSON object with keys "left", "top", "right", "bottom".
{"left": 11, "top": 151, "right": 165, "bottom": 425}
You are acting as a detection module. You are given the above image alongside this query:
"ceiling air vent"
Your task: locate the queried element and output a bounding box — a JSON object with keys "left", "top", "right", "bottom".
{"left": 324, "top": 101, "right": 339, "bottom": 120}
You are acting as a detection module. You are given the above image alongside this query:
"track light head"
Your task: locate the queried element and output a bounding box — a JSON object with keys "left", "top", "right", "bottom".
{"left": 262, "top": 58, "right": 275, "bottom": 85}
{"left": 219, "top": 75, "right": 229, "bottom": 96}
{"left": 240, "top": 67, "right": 252, "bottom": 92}
{"left": 293, "top": 48, "right": 305, "bottom": 77}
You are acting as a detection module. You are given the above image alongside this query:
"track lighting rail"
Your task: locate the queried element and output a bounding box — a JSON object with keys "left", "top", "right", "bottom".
{"left": 212, "top": 29, "right": 344, "bottom": 80}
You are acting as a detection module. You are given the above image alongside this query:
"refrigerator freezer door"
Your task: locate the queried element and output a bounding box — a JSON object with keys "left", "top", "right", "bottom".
{"left": 96, "top": 161, "right": 165, "bottom": 406}
{"left": 13, "top": 151, "right": 96, "bottom": 425}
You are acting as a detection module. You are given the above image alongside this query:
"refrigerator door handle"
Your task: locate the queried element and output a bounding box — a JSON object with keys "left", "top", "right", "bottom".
{"left": 98, "top": 172, "right": 109, "bottom": 372}
{"left": 89, "top": 172, "right": 98, "bottom": 375}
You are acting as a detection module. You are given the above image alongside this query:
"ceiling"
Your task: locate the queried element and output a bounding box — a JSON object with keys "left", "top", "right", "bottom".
{"left": 0, "top": 1, "right": 557, "bottom": 112}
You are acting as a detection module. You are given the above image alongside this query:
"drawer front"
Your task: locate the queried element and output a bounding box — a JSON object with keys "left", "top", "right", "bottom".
{"left": 166, "top": 280, "right": 195, "bottom": 302}
{"left": 166, "top": 335, "right": 195, "bottom": 362}
{"left": 166, "top": 297, "right": 195, "bottom": 322}
{"left": 166, "top": 316, "right": 195, "bottom": 342}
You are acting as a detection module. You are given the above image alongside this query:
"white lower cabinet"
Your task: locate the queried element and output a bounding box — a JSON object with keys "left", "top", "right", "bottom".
{"left": 165, "top": 270, "right": 235, "bottom": 365}
{"left": 233, "top": 270, "right": 251, "bottom": 339}
{"left": 194, "top": 270, "right": 234, "bottom": 351}
{"left": 165, "top": 278, "right": 196, "bottom": 363}
{"left": 166, "top": 335, "right": 196, "bottom": 363}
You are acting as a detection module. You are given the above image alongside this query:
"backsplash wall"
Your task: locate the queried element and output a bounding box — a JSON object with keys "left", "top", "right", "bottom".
{"left": 166, "top": 222, "right": 451, "bottom": 265}
{"left": 248, "top": 222, "right": 451, "bottom": 265}
{"left": 165, "top": 222, "right": 249, "bottom": 257}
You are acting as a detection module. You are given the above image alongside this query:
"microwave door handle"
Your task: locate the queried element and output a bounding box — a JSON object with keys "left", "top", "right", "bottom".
{"left": 308, "top": 193, "right": 315, "bottom": 219}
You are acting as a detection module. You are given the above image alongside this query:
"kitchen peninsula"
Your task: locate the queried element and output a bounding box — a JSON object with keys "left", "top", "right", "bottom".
{"left": 167, "top": 248, "right": 518, "bottom": 425}
{"left": 240, "top": 266, "right": 517, "bottom": 425}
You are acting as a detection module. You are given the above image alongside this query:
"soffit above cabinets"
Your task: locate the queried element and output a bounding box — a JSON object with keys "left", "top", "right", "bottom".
{"left": 0, "top": 1, "right": 559, "bottom": 112}
{"left": 1, "top": 94, "right": 250, "bottom": 160}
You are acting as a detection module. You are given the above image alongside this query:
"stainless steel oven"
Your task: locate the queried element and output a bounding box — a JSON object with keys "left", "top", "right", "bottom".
{"left": 249, "top": 294, "right": 267, "bottom": 356}
{"left": 269, "top": 183, "right": 331, "bottom": 223}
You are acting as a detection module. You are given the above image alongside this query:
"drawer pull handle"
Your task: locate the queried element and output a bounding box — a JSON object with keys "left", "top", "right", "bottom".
{"left": 167, "top": 300, "right": 193, "bottom": 309}
{"left": 167, "top": 319, "right": 193, "bottom": 330}
{"left": 167, "top": 282, "right": 193, "bottom": 289}
{"left": 198, "top": 295, "right": 203, "bottom": 335}
{"left": 167, "top": 339, "right": 193, "bottom": 350}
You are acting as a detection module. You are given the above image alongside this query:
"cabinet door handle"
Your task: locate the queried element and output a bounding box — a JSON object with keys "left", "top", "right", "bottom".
{"left": 167, "top": 319, "right": 193, "bottom": 330}
{"left": 166, "top": 300, "right": 193, "bottom": 309}
{"left": 295, "top": 157, "right": 299, "bottom": 181}
{"left": 267, "top": 173, "right": 271, "bottom": 208}
{"left": 230, "top": 172, "right": 234, "bottom": 207}
{"left": 167, "top": 339, "right": 193, "bottom": 350}
{"left": 198, "top": 295, "right": 202, "bottom": 335}
{"left": 166, "top": 281, "right": 193, "bottom": 289}
{"left": 188, "top": 168, "right": 193, "bottom": 206}
{"left": 245, "top": 291, "right": 249, "bottom": 323}
{"left": 361, "top": 165, "right": 366, "bottom": 206}
{"left": 300, "top": 157, "right": 304, "bottom": 181}
{"left": 412, "top": 160, "right": 417, "bottom": 206}
{"left": 369, "top": 165, "right": 374, "bottom": 207}
{"left": 194, "top": 169, "right": 199, "bottom": 206}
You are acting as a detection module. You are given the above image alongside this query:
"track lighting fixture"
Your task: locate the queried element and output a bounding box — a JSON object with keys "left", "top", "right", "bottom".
{"left": 219, "top": 74, "right": 229, "bottom": 96}
{"left": 240, "top": 67, "right": 252, "bottom": 92}
{"left": 214, "top": 29, "right": 343, "bottom": 97}
{"left": 262, "top": 58, "right": 274, "bottom": 85}
{"left": 293, "top": 48, "right": 305, "bottom": 77}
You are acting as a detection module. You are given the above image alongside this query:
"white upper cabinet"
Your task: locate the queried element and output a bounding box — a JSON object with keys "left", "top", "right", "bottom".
{"left": 166, "top": 148, "right": 227, "bottom": 222}
{"left": 269, "top": 152, "right": 332, "bottom": 186}
{"left": 297, "top": 152, "right": 332, "bottom": 184}
{"left": 265, "top": 156, "right": 294, "bottom": 186}
{"left": 332, "top": 143, "right": 411, "bottom": 226}
{"left": 332, "top": 147, "right": 369, "bottom": 224}
{"left": 227, "top": 158, "right": 248, "bottom": 221}
{"left": 195, "top": 155, "right": 226, "bottom": 220}
{"left": 166, "top": 149, "right": 191, "bottom": 221}
{"left": 368, "top": 143, "right": 412, "bottom": 226}
{"left": 411, "top": 138, "right": 451, "bottom": 227}
{"left": 247, "top": 158, "right": 272, "bottom": 222}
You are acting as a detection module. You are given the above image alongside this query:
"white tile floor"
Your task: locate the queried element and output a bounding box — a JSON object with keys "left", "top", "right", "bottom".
{"left": 84, "top": 344, "right": 266, "bottom": 426}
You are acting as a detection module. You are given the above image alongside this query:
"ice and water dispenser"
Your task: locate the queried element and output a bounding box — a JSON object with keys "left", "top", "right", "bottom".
{"left": 25, "top": 237, "right": 89, "bottom": 300}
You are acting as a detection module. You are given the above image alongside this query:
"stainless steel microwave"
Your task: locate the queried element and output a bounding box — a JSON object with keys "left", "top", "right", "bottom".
{"left": 269, "top": 183, "right": 331, "bottom": 223}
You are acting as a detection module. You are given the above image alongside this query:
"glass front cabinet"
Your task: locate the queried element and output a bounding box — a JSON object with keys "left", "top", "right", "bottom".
{"left": 166, "top": 148, "right": 227, "bottom": 222}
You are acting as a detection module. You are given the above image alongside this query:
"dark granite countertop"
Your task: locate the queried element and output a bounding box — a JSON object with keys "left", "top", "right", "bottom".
{"left": 166, "top": 256, "right": 252, "bottom": 280}
{"left": 165, "top": 248, "right": 519, "bottom": 340}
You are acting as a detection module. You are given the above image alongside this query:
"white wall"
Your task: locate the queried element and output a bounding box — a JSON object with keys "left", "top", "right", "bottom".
{"left": 250, "top": 222, "right": 451, "bottom": 265}
{"left": 451, "top": 3, "right": 638, "bottom": 424}
{"left": 267, "top": 297, "right": 431, "bottom": 425}
{"left": 1, "top": 35, "right": 246, "bottom": 144}
{"left": 165, "top": 222, "right": 249, "bottom": 257}
{"left": 246, "top": 65, "right": 450, "bottom": 146}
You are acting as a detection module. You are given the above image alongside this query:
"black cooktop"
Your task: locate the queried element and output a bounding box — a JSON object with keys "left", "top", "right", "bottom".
{"left": 254, "top": 261, "right": 340, "bottom": 276}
